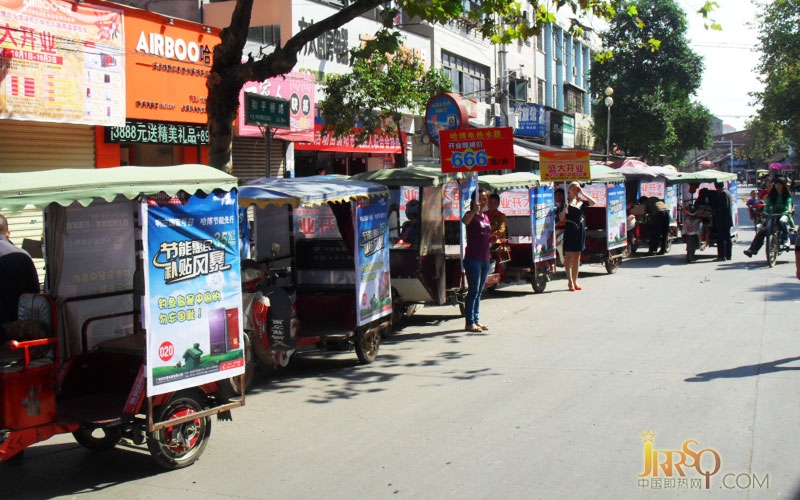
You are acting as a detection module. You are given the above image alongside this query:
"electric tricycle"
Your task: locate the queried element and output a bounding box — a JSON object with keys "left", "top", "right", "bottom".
{"left": 0, "top": 165, "right": 245, "bottom": 468}
{"left": 478, "top": 172, "right": 554, "bottom": 293}
{"left": 616, "top": 164, "right": 680, "bottom": 255}
{"left": 353, "top": 164, "right": 472, "bottom": 323}
{"left": 555, "top": 165, "right": 628, "bottom": 274}
{"left": 236, "top": 176, "right": 392, "bottom": 378}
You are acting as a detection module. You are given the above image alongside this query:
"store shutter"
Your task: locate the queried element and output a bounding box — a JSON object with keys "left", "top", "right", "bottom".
{"left": 232, "top": 136, "right": 286, "bottom": 182}
{"left": 0, "top": 121, "right": 95, "bottom": 172}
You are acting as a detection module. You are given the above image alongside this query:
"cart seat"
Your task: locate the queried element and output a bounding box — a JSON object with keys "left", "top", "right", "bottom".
{"left": 0, "top": 294, "right": 57, "bottom": 370}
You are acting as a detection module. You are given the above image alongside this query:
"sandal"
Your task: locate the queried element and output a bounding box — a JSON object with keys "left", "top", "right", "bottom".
{"left": 475, "top": 322, "right": 489, "bottom": 331}
{"left": 465, "top": 323, "right": 482, "bottom": 332}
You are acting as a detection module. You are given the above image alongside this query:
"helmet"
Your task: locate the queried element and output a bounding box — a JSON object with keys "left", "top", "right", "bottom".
{"left": 405, "top": 199, "right": 420, "bottom": 219}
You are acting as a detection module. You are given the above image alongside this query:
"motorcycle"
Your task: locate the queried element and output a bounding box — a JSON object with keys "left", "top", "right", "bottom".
{"left": 0, "top": 165, "right": 244, "bottom": 468}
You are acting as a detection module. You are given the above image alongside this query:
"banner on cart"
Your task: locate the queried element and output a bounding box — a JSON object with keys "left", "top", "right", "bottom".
{"left": 607, "top": 183, "right": 627, "bottom": 250}
{"left": 666, "top": 185, "right": 678, "bottom": 225}
{"left": 530, "top": 186, "right": 556, "bottom": 262}
{"left": 442, "top": 181, "right": 461, "bottom": 221}
{"left": 143, "top": 191, "right": 244, "bottom": 396}
{"left": 639, "top": 180, "right": 666, "bottom": 200}
{"left": 539, "top": 150, "right": 591, "bottom": 182}
{"left": 729, "top": 181, "right": 739, "bottom": 233}
{"left": 500, "top": 189, "right": 531, "bottom": 216}
{"left": 355, "top": 196, "right": 392, "bottom": 325}
{"left": 440, "top": 127, "right": 515, "bottom": 173}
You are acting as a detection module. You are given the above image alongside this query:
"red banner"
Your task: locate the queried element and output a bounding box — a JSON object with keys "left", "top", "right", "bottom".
{"left": 295, "top": 124, "right": 404, "bottom": 153}
{"left": 439, "top": 127, "right": 515, "bottom": 173}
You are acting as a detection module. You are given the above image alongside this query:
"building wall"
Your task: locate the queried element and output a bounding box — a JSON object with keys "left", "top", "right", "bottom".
{"left": 113, "top": 0, "right": 203, "bottom": 23}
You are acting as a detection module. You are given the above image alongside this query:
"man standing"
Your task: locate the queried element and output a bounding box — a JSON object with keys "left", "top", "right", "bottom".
{"left": 0, "top": 214, "right": 40, "bottom": 325}
{"left": 712, "top": 181, "right": 735, "bottom": 261}
{"left": 642, "top": 196, "right": 670, "bottom": 255}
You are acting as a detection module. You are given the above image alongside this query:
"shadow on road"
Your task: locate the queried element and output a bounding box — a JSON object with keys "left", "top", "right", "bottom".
{"left": 749, "top": 282, "right": 800, "bottom": 301}
{"left": 685, "top": 356, "right": 800, "bottom": 382}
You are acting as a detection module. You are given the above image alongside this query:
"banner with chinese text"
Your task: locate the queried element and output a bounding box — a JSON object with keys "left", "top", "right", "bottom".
{"left": 0, "top": 0, "right": 125, "bottom": 125}
{"left": 539, "top": 150, "right": 591, "bottom": 182}
{"left": 607, "top": 183, "right": 627, "bottom": 250}
{"left": 143, "top": 191, "right": 244, "bottom": 396}
{"left": 354, "top": 196, "right": 391, "bottom": 325}
{"left": 530, "top": 186, "right": 556, "bottom": 262}
{"left": 439, "top": 127, "right": 515, "bottom": 173}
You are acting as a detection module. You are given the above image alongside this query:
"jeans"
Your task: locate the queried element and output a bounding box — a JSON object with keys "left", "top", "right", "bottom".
{"left": 463, "top": 257, "right": 491, "bottom": 325}
{"left": 750, "top": 215, "right": 789, "bottom": 254}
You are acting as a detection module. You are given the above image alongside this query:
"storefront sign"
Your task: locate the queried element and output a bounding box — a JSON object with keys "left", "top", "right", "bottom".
{"left": 0, "top": 0, "right": 125, "bottom": 125}
{"left": 295, "top": 124, "right": 403, "bottom": 153}
{"left": 539, "top": 150, "right": 591, "bottom": 182}
{"left": 530, "top": 186, "right": 556, "bottom": 262}
{"left": 105, "top": 119, "right": 209, "bottom": 145}
{"left": 511, "top": 103, "right": 547, "bottom": 138}
{"left": 244, "top": 93, "right": 290, "bottom": 129}
{"left": 239, "top": 71, "right": 315, "bottom": 142}
{"left": 143, "top": 191, "right": 244, "bottom": 396}
{"left": 439, "top": 127, "right": 515, "bottom": 173}
{"left": 425, "top": 93, "right": 469, "bottom": 146}
{"left": 563, "top": 115, "right": 575, "bottom": 149}
{"left": 126, "top": 15, "right": 219, "bottom": 124}
{"left": 354, "top": 197, "right": 392, "bottom": 325}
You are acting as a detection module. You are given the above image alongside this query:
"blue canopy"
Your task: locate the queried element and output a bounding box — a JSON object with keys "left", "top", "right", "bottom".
{"left": 239, "top": 175, "right": 389, "bottom": 208}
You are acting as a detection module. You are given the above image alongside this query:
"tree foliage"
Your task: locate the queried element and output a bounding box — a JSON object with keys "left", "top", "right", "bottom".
{"left": 753, "top": 0, "right": 800, "bottom": 148}
{"left": 589, "top": 0, "right": 712, "bottom": 164}
{"left": 742, "top": 115, "right": 787, "bottom": 165}
{"left": 320, "top": 38, "right": 452, "bottom": 168}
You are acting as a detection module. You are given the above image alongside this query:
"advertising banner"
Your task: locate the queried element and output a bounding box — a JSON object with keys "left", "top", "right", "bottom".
{"left": 0, "top": 0, "right": 125, "bottom": 125}
{"left": 583, "top": 184, "right": 608, "bottom": 207}
{"left": 143, "top": 191, "right": 244, "bottom": 396}
{"left": 125, "top": 15, "right": 219, "bottom": 124}
{"left": 499, "top": 189, "right": 531, "bottom": 216}
{"left": 666, "top": 185, "right": 678, "bottom": 225}
{"left": 530, "top": 186, "right": 556, "bottom": 262}
{"left": 293, "top": 205, "right": 342, "bottom": 239}
{"left": 729, "top": 181, "right": 739, "bottom": 231}
{"left": 460, "top": 176, "right": 477, "bottom": 214}
{"left": 239, "top": 71, "right": 315, "bottom": 142}
{"left": 354, "top": 196, "right": 392, "bottom": 325}
{"left": 510, "top": 103, "right": 546, "bottom": 138}
{"left": 639, "top": 180, "right": 666, "bottom": 200}
{"left": 540, "top": 150, "right": 591, "bottom": 182}
{"left": 440, "top": 127, "right": 515, "bottom": 173}
{"left": 607, "top": 183, "right": 627, "bottom": 250}
{"left": 442, "top": 181, "right": 461, "bottom": 222}
{"left": 425, "top": 92, "right": 469, "bottom": 146}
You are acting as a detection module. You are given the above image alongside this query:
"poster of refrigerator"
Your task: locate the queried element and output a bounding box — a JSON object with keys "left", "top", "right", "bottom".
{"left": 665, "top": 185, "right": 678, "bottom": 226}
{"left": 530, "top": 186, "right": 556, "bottom": 262}
{"left": 355, "top": 196, "right": 392, "bottom": 325}
{"left": 142, "top": 191, "right": 244, "bottom": 396}
{"left": 729, "top": 181, "right": 739, "bottom": 236}
{"left": 607, "top": 183, "right": 628, "bottom": 250}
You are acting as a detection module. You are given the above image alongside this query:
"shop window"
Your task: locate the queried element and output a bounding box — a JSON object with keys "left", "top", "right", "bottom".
{"left": 248, "top": 25, "right": 281, "bottom": 47}
{"left": 442, "top": 50, "right": 490, "bottom": 103}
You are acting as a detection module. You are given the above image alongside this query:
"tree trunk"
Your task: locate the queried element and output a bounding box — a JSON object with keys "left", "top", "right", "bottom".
{"left": 206, "top": 0, "right": 384, "bottom": 171}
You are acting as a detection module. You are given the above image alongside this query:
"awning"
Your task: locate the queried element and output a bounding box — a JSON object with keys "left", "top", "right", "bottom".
{"left": 513, "top": 144, "right": 539, "bottom": 161}
{"left": 239, "top": 175, "right": 389, "bottom": 208}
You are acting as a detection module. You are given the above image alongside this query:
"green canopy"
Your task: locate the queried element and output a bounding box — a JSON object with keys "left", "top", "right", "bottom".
{"left": 351, "top": 162, "right": 466, "bottom": 187}
{"left": 587, "top": 164, "right": 625, "bottom": 183}
{"left": 667, "top": 169, "right": 737, "bottom": 185}
{"left": 0, "top": 164, "right": 237, "bottom": 212}
{"left": 478, "top": 172, "right": 540, "bottom": 191}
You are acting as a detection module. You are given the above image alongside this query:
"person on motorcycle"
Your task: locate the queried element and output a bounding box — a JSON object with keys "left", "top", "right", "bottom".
{"left": 744, "top": 177, "right": 793, "bottom": 258}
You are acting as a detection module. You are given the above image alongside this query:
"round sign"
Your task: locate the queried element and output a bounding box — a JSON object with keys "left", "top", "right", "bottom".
{"left": 425, "top": 93, "right": 469, "bottom": 146}
{"left": 158, "top": 341, "right": 175, "bottom": 362}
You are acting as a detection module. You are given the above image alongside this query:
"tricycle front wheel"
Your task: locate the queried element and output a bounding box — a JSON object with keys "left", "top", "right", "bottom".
{"left": 355, "top": 327, "right": 380, "bottom": 364}
{"left": 604, "top": 257, "right": 620, "bottom": 274}
{"left": 73, "top": 426, "right": 122, "bottom": 451}
{"left": 146, "top": 390, "right": 211, "bottom": 470}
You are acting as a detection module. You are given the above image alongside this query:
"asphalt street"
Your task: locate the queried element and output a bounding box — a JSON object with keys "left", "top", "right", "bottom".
{"left": 3, "top": 198, "right": 800, "bottom": 500}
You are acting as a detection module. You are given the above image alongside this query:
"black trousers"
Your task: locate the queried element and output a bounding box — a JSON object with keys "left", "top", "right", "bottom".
{"left": 716, "top": 224, "right": 733, "bottom": 260}
{"left": 649, "top": 210, "right": 670, "bottom": 253}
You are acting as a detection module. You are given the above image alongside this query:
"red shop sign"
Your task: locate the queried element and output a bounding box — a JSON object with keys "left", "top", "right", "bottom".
{"left": 439, "top": 127, "right": 515, "bottom": 173}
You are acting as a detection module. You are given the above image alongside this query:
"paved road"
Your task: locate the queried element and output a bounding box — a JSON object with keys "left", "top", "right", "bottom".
{"left": 4, "top": 203, "right": 800, "bottom": 500}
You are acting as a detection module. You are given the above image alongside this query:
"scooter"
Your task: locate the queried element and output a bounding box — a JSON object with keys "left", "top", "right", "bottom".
{"left": 682, "top": 204, "right": 714, "bottom": 263}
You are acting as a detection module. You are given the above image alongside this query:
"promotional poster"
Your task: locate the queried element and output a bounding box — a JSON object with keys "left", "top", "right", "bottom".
{"left": 666, "top": 185, "right": 678, "bottom": 226}
{"left": 530, "top": 186, "right": 556, "bottom": 262}
{"left": 355, "top": 196, "right": 392, "bottom": 325}
{"left": 607, "top": 183, "right": 628, "bottom": 250}
{"left": 499, "top": 189, "right": 531, "bottom": 217}
{"left": 143, "top": 191, "right": 244, "bottom": 396}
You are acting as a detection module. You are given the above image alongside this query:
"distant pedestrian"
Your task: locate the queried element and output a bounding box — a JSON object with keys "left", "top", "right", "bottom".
{"left": 711, "top": 182, "right": 735, "bottom": 261}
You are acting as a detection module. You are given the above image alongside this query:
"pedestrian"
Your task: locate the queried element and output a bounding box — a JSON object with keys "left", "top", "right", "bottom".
{"left": 0, "top": 214, "right": 40, "bottom": 326}
{"left": 711, "top": 181, "right": 735, "bottom": 261}
{"left": 462, "top": 189, "right": 493, "bottom": 332}
{"left": 560, "top": 181, "right": 596, "bottom": 291}
{"left": 554, "top": 188, "right": 565, "bottom": 212}
{"left": 744, "top": 177, "right": 793, "bottom": 258}
{"left": 641, "top": 196, "right": 670, "bottom": 255}
{"left": 486, "top": 192, "right": 507, "bottom": 240}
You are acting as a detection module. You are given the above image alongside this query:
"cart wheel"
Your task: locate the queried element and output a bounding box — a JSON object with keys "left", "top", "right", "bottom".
{"left": 146, "top": 390, "right": 211, "bottom": 470}
{"left": 665, "top": 237, "right": 672, "bottom": 254}
{"left": 390, "top": 290, "right": 404, "bottom": 332}
{"left": 224, "top": 332, "right": 255, "bottom": 396}
{"left": 767, "top": 232, "right": 779, "bottom": 268}
{"left": 531, "top": 268, "right": 548, "bottom": 293}
{"left": 355, "top": 327, "right": 380, "bottom": 364}
{"left": 72, "top": 426, "right": 122, "bottom": 451}
{"left": 686, "top": 237, "right": 697, "bottom": 263}
{"left": 604, "top": 257, "right": 620, "bottom": 274}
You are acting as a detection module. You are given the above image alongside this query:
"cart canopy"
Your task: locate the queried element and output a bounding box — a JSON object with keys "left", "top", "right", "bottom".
{"left": 667, "top": 169, "right": 737, "bottom": 185}
{"left": 0, "top": 164, "right": 237, "bottom": 212}
{"left": 239, "top": 175, "right": 389, "bottom": 208}
{"left": 352, "top": 163, "right": 466, "bottom": 187}
{"left": 588, "top": 163, "right": 625, "bottom": 183}
{"left": 478, "top": 172, "right": 540, "bottom": 191}
{"left": 616, "top": 165, "right": 679, "bottom": 180}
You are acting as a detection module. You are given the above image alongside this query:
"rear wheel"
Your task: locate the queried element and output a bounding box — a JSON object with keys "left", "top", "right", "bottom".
{"left": 531, "top": 267, "right": 548, "bottom": 293}
{"left": 604, "top": 257, "right": 620, "bottom": 274}
{"left": 664, "top": 237, "right": 673, "bottom": 254}
{"left": 686, "top": 237, "right": 697, "bottom": 263}
{"left": 147, "top": 391, "right": 211, "bottom": 470}
{"left": 767, "top": 232, "right": 779, "bottom": 267}
{"left": 355, "top": 327, "right": 380, "bottom": 363}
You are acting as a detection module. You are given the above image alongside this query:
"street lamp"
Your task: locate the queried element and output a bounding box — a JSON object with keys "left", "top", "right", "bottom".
{"left": 604, "top": 86, "right": 614, "bottom": 162}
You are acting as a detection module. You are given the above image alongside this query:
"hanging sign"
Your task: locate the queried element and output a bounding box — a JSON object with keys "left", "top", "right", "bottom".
{"left": 540, "top": 150, "right": 591, "bottom": 182}
{"left": 439, "top": 127, "right": 515, "bottom": 173}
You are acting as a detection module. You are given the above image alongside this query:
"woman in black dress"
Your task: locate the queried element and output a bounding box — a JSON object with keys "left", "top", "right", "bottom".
{"left": 560, "top": 181, "right": 596, "bottom": 291}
